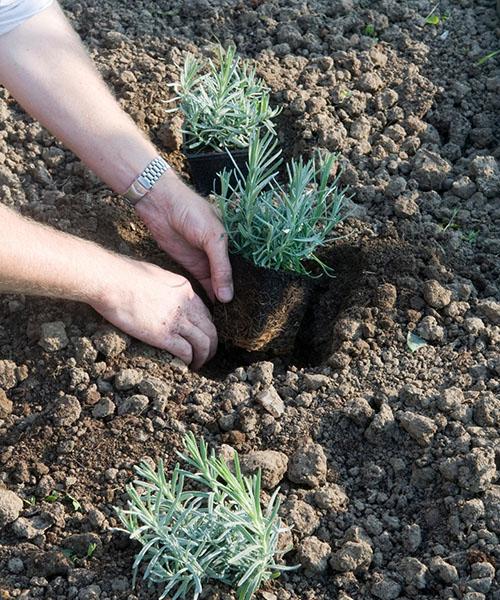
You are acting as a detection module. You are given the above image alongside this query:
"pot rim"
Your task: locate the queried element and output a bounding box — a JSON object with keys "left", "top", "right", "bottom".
{"left": 182, "top": 131, "right": 249, "bottom": 158}
{"left": 183, "top": 145, "right": 249, "bottom": 160}
{"left": 229, "top": 252, "right": 318, "bottom": 284}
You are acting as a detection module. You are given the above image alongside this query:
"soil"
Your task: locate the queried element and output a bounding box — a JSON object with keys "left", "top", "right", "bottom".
{"left": 0, "top": 1, "right": 499, "bottom": 599}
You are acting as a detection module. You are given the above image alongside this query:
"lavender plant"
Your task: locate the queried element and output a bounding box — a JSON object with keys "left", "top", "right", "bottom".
{"left": 167, "top": 46, "right": 280, "bottom": 152}
{"left": 216, "top": 132, "right": 347, "bottom": 276}
{"left": 116, "top": 433, "right": 294, "bottom": 600}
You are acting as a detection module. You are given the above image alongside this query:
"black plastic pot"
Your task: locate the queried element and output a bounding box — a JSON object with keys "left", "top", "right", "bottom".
{"left": 213, "top": 254, "right": 316, "bottom": 355}
{"left": 184, "top": 147, "right": 249, "bottom": 196}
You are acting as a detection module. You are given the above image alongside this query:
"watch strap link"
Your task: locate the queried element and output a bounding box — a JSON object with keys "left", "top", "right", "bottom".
{"left": 124, "top": 156, "right": 171, "bottom": 204}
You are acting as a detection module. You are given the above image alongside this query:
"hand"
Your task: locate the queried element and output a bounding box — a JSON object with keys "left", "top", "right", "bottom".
{"left": 135, "top": 170, "right": 233, "bottom": 303}
{"left": 91, "top": 256, "right": 217, "bottom": 369}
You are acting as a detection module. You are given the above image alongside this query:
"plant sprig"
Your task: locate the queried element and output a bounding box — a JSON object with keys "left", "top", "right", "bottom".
{"left": 167, "top": 46, "right": 281, "bottom": 152}
{"left": 116, "top": 433, "right": 294, "bottom": 600}
{"left": 216, "top": 133, "right": 347, "bottom": 276}
{"left": 476, "top": 49, "right": 500, "bottom": 65}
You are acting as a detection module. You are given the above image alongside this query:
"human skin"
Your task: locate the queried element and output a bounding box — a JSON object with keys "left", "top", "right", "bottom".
{"left": 0, "top": 2, "right": 234, "bottom": 368}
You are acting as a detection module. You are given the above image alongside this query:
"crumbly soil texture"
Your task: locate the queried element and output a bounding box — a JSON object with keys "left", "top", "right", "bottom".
{"left": 1, "top": 1, "right": 499, "bottom": 599}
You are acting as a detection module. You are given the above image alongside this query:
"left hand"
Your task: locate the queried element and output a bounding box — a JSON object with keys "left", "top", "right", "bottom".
{"left": 135, "top": 170, "right": 233, "bottom": 304}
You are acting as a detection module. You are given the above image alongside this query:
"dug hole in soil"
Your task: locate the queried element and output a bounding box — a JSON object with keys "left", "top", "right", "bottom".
{"left": 1, "top": 1, "right": 499, "bottom": 600}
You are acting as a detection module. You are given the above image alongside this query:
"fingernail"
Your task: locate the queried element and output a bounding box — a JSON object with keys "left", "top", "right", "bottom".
{"left": 218, "top": 285, "right": 233, "bottom": 302}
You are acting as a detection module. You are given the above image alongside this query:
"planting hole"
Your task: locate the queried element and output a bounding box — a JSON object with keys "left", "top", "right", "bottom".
{"left": 203, "top": 240, "right": 367, "bottom": 376}
{"left": 204, "top": 230, "right": 426, "bottom": 378}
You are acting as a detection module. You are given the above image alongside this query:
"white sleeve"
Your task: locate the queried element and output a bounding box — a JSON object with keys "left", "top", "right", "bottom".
{"left": 0, "top": 0, "right": 53, "bottom": 36}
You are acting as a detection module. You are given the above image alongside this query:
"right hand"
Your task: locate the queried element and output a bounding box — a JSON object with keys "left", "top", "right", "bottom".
{"left": 135, "top": 172, "right": 233, "bottom": 304}
{"left": 91, "top": 257, "right": 217, "bottom": 369}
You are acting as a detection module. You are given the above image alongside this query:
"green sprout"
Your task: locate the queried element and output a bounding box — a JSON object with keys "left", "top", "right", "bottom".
{"left": 339, "top": 88, "right": 353, "bottom": 102}
{"left": 424, "top": 5, "right": 448, "bottom": 25}
{"left": 463, "top": 230, "right": 479, "bottom": 245}
{"left": 362, "top": 23, "right": 377, "bottom": 37}
{"left": 44, "top": 490, "right": 60, "bottom": 503}
{"left": 476, "top": 49, "right": 500, "bottom": 65}
{"left": 167, "top": 46, "right": 280, "bottom": 152}
{"left": 425, "top": 13, "right": 441, "bottom": 25}
{"left": 216, "top": 133, "right": 347, "bottom": 276}
{"left": 65, "top": 493, "right": 82, "bottom": 512}
{"left": 441, "top": 207, "right": 459, "bottom": 232}
{"left": 86, "top": 542, "right": 98, "bottom": 559}
{"left": 116, "top": 433, "right": 294, "bottom": 600}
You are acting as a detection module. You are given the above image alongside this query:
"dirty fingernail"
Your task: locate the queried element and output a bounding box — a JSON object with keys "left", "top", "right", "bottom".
{"left": 218, "top": 286, "right": 233, "bottom": 302}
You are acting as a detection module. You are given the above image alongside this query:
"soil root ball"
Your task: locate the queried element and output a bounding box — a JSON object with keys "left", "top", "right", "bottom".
{"left": 213, "top": 254, "right": 316, "bottom": 355}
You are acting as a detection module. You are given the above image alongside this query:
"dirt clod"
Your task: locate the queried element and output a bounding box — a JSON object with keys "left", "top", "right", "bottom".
{"left": 51, "top": 394, "right": 82, "bottom": 427}
{"left": 0, "top": 360, "right": 17, "bottom": 390}
{"left": 114, "top": 368, "right": 143, "bottom": 390}
{"left": 38, "top": 321, "right": 69, "bottom": 352}
{"left": 256, "top": 385, "right": 285, "bottom": 418}
{"left": 297, "top": 536, "right": 331, "bottom": 575}
{"left": 287, "top": 442, "right": 327, "bottom": 487}
{"left": 0, "top": 389, "right": 13, "bottom": 418}
{"left": 398, "top": 410, "right": 438, "bottom": 447}
{"left": 330, "top": 540, "right": 373, "bottom": 573}
{"left": 117, "top": 394, "right": 149, "bottom": 415}
{"left": 0, "top": 489, "right": 23, "bottom": 528}
{"left": 240, "top": 450, "right": 288, "bottom": 490}
{"left": 423, "top": 279, "right": 452, "bottom": 309}
{"left": 92, "top": 327, "right": 129, "bottom": 358}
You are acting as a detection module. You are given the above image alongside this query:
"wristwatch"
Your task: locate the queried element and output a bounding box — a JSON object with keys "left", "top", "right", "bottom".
{"left": 124, "top": 156, "right": 171, "bottom": 205}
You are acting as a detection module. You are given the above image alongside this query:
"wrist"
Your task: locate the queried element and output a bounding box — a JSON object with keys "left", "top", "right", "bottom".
{"left": 134, "top": 168, "right": 181, "bottom": 221}
{"left": 81, "top": 248, "right": 126, "bottom": 311}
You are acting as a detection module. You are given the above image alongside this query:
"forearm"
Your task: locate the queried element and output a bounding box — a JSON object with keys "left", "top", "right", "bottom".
{"left": 0, "top": 1, "right": 234, "bottom": 308}
{"left": 0, "top": 1, "right": 164, "bottom": 195}
{"left": 0, "top": 204, "right": 117, "bottom": 303}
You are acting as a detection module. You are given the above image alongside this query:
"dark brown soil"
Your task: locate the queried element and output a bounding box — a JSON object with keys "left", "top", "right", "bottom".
{"left": 1, "top": 1, "right": 499, "bottom": 599}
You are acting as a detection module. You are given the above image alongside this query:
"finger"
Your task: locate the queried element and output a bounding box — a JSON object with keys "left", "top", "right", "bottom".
{"left": 197, "top": 275, "right": 215, "bottom": 304}
{"left": 204, "top": 231, "right": 233, "bottom": 303}
{"left": 178, "top": 320, "right": 212, "bottom": 370}
{"left": 164, "top": 236, "right": 215, "bottom": 301}
{"left": 188, "top": 293, "right": 213, "bottom": 323}
{"left": 188, "top": 303, "right": 218, "bottom": 361}
{"left": 163, "top": 334, "right": 193, "bottom": 366}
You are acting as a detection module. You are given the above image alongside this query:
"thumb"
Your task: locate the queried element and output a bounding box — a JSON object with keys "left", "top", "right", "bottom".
{"left": 205, "top": 231, "right": 233, "bottom": 303}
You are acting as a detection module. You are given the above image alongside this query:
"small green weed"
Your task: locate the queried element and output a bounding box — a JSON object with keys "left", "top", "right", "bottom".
{"left": 441, "top": 207, "right": 459, "bottom": 232}
{"left": 424, "top": 5, "right": 448, "bottom": 25}
{"left": 463, "top": 230, "right": 479, "bottom": 245}
{"left": 339, "top": 88, "right": 353, "bottom": 102}
{"left": 44, "top": 490, "right": 60, "bottom": 503}
{"left": 65, "top": 493, "right": 82, "bottom": 512}
{"left": 362, "top": 23, "right": 377, "bottom": 37}
{"left": 476, "top": 49, "right": 500, "bottom": 65}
